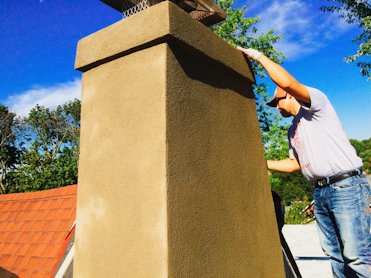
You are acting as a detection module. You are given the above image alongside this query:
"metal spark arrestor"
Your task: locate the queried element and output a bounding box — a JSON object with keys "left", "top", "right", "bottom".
{"left": 100, "top": 0, "right": 226, "bottom": 26}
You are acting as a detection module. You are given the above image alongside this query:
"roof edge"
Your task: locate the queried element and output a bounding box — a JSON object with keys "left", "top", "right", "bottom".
{"left": 0, "top": 184, "right": 77, "bottom": 202}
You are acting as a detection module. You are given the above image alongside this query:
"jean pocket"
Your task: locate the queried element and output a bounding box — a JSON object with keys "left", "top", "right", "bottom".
{"left": 331, "top": 177, "right": 357, "bottom": 190}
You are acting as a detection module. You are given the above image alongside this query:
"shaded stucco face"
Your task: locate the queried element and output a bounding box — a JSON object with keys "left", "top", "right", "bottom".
{"left": 166, "top": 46, "right": 282, "bottom": 277}
{"left": 74, "top": 2, "right": 285, "bottom": 277}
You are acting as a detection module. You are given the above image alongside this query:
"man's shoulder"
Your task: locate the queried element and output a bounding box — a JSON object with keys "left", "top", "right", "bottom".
{"left": 304, "top": 85, "right": 330, "bottom": 113}
{"left": 305, "top": 86, "right": 326, "bottom": 97}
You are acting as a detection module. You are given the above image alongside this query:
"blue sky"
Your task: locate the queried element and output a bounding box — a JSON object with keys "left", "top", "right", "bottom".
{"left": 0, "top": 0, "right": 370, "bottom": 139}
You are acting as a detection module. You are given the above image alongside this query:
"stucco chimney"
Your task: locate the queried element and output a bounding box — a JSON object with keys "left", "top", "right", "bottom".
{"left": 74, "top": 2, "right": 284, "bottom": 277}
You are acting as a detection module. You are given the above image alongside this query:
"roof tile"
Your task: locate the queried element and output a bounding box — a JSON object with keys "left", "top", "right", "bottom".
{"left": 17, "top": 243, "right": 31, "bottom": 256}
{"left": 11, "top": 222, "right": 24, "bottom": 232}
{"left": 1, "top": 254, "right": 11, "bottom": 267}
{"left": 32, "top": 201, "right": 43, "bottom": 211}
{"left": 1, "top": 243, "right": 11, "bottom": 255}
{"left": 57, "top": 220, "right": 71, "bottom": 231}
{"left": 18, "top": 232, "right": 32, "bottom": 244}
{"left": 0, "top": 231, "right": 9, "bottom": 242}
{"left": 27, "top": 210, "right": 39, "bottom": 221}
{"left": 9, "top": 202, "right": 21, "bottom": 212}
{"left": 42, "top": 244, "right": 61, "bottom": 258}
{"left": 28, "top": 256, "right": 39, "bottom": 269}
{"left": 13, "top": 255, "right": 24, "bottom": 268}
{"left": 50, "top": 198, "right": 64, "bottom": 210}
{"left": 33, "top": 244, "right": 48, "bottom": 257}
{"left": 17, "top": 269, "right": 30, "bottom": 277}
{"left": 22, "top": 220, "right": 33, "bottom": 232}
{"left": 60, "top": 208, "right": 73, "bottom": 220}
{"left": 40, "top": 232, "right": 55, "bottom": 244}
{"left": 14, "top": 211, "right": 25, "bottom": 221}
{"left": 5, "top": 255, "right": 18, "bottom": 269}
{"left": 5, "top": 232, "right": 14, "bottom": 242}
{"left": 60, "top": 198, "right": 74, "bottom": 209}
{"left": 5, "top": 221, "right": 15, "bottom": 232}
{"left": 26, "top": 244, "right": 40, "bottom": 257}
{"left": 46, "top": 210, "right": 58, "bottom": 220}
{"left": 33, "top": 221, "right": 45, "bottom": 232}
{"left": 34, "top": 210, "right": 48, "bottom": 221}
{"left": 17, "top": 202, "right": 28, "bottom": 211}
{"left": 45, "top": 257, "right": 55, "bottom": 268}
{"left": 31, "top": 231, "right": 44, "bottom": 243}
{"left": 0, "top": 221, "right": 7, "bottom": 232}
{"left": 17, "top": 256, "right": 30, "bottom": 269}
{"left": 31, "top": 270, "right": 42, "bottom": 278}
{"left": 24, "top": 201, "right": 36, "bottom": 211}
{"left": 13, "top": 232, "right": 22, "bottom": 243}
{"left": 0, "top": 212, "right": 10, "bottom": 221}
{"left": 0, "top": 185, "right": 76, "bottom": 277}
{"left": 8, "top": 232, "right": 21, "bottom": 244}
{"left": 0, "top": 202, "right": 11, "bottom": 211}
{"left": 53, "top": 232, "right": 67, "bottom": 243}
{"left": 41, "top": 199, "right": 53, "bottom": 210}
{"left": 7, "top": 243, "right": 21, "bottom": 255}
{"left": 7, "top": 211, "right": 18, "bottom": 221}
{"left": 50, "top": 220, "right": 62, "bottom": 232}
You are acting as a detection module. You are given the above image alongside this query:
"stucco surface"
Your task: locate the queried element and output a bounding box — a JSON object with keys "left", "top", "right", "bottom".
{"left": 75, "top": 44, "right": 169, "bottom": 277}
{"left": 166, "top": 45, "right": 283, "bottom": 277}
{"left": 75, "top": 2, "right": 284, "bottom": 277}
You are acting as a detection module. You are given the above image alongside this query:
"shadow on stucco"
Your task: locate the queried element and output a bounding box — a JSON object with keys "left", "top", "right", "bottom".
{"left": 169, "top": 43, "right": 254, "bottom": 99}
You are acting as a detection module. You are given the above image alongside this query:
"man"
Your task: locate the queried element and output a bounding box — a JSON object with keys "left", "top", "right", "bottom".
{"left": 237, "top": 46, "right": 371, "bottom": 278}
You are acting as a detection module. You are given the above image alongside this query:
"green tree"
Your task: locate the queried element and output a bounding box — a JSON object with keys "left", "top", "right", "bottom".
{"left": 0, "top": 106, "right": 19, "bottom": 193}
{"left": 321, "top": 0, "right": 371, "bottom": 79}
{"left": 8, "top": 99, "right": 80, "bottom": 192}
{"left": 350, "top": 137, "right": 371, "bottom": 174}
{"left": 212, "top": 0, "right": 312, "bottom": 205}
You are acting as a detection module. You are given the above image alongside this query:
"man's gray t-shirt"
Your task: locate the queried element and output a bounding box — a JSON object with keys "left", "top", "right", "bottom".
{"left": 288, "top": 86, "right": 362, "bottom": 181}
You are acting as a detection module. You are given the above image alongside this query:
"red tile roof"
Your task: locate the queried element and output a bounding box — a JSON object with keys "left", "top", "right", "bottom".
{"left": 0, "top": 185, "right": 77, "bottom": 277}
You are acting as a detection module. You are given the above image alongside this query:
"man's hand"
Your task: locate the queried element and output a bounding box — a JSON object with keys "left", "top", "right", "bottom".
{"left": 236, "top": 46, "right": 263, "bottom": 61}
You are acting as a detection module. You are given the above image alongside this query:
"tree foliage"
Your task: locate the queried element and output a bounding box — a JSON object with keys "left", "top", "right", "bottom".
{"left": 0, "top": 106, "right": 19, "bottom": 193}
{"left": 321, "top": 0, "right": 371, "bottom": 79}
{"left": 7, "top": 99, "right": 80, "bottom": 192}
{"left": 350, "top": 137, "right": 371, "bottom": 174}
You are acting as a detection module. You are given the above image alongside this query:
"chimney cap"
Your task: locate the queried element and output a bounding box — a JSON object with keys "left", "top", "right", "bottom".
{"left": 100, "top": 0, "right": 226, "bottom": 26}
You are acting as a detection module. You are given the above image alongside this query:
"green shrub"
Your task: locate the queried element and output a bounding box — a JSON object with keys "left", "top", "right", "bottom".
{"left": 285, "top": 200, "right": 314, "bottom": 224}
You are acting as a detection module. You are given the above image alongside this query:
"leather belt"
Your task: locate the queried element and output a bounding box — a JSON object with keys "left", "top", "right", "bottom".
{"left": 315, "top": 168, "right": 362, "bottom": 188}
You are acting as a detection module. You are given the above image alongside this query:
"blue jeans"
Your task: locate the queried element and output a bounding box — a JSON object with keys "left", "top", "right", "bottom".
{"left": 314, "top": 174, "right": 371, "bottom": 278}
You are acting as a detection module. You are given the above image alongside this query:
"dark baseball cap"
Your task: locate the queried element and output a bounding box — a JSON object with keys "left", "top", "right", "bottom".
{"left": 266, "top": 95, "right": 279, "bottom": 107}
{"left": 266, "top": 88, "right": 286, "bottom": 107}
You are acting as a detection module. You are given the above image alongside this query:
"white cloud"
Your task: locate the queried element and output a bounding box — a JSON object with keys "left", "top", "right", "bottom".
{"left": 4, "top": 79, "right": 81, "bottom": 117}
{"left": 255, "top": 0, "right": 353, "bottom": 60}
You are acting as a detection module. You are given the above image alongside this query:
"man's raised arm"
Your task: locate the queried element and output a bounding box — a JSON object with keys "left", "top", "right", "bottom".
{"left": 237, "top": 47, "right": 311, "bottom": 104}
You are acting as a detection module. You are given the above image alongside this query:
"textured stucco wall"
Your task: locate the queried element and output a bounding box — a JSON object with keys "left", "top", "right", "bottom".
{"left": 75, "top": 44, "right": 169, "bottom": 277}
{"left": 75, "top": 2, "right": 284, "bottom": 277}
{"left": 166, "top": 45, "right": 283, "bottom": 277}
